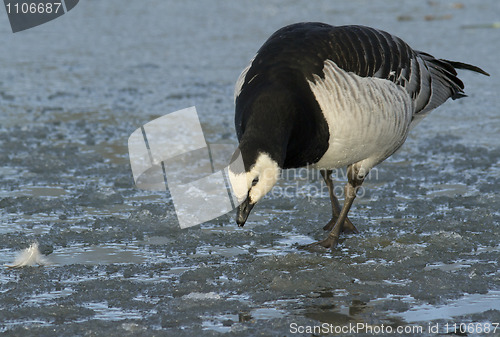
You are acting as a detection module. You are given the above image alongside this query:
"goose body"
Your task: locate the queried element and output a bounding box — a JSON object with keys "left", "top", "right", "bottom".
{"left": 230, "top": 22, "right": 488, "bottom": 249}
{"left": 307, "top": 59, "right": 413, "bottom": 172}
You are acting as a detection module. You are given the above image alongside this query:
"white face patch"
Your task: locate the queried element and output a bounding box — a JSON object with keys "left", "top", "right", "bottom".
{"left": 228, "top": 152, "right": 280, "bottom": 205}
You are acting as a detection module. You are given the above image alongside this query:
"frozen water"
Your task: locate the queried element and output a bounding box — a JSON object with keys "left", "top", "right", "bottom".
{"left": 398, "top": 291, "right": 500, "bottom": 323}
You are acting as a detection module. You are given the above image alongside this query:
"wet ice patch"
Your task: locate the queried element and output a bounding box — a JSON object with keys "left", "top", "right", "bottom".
{"left": 397, "top": 291, "right": 500, "bottom": 322}
{"left": 201, "top": 307, "right": 287, "bottom": 334}
{"left": 23, "top": 289, "right": 74, "bottom": 306}
{"left": 202, "top": 313, "right": 239, "bottom": 333}
{"left": 182, "top": 292, "right": 222, "bottom": 300}
{"left": 84, "top": 301, "right": 146, "bottom": 321}
{"left": 256, "top": 235, "right": 314, "bottom": 256}
{"left": 46, "top": 241, "right": 169, "bottom": 266}
{"left": 424, "top": 260, "right": 476, "bottom": 272}
{"left": 250, "top": 307, "right": 287, "bottom": 319}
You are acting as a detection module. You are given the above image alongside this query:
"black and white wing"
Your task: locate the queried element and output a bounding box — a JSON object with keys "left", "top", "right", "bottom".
{"left": 235, "top": 23, "right": 489, "bottom": 119}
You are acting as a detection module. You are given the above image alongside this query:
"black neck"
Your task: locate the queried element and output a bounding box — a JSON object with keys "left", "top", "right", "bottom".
{"left": 238, "top": 100, "right": 291, "bottom": 170}
{"left": 236, "top": 75, "right": 329, "bottom": 170}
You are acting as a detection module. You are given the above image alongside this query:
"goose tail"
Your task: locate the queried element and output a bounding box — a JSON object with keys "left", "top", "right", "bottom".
{"left": 444, "top": 60, "right": 490, "bottom": 77}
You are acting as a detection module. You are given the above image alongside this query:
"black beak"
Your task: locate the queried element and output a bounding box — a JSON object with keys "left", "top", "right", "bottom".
{"left": 236, "top": 197, "right": 255, "bottom": 227}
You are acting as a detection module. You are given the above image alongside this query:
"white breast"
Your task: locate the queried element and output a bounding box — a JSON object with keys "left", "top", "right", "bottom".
{"left": 308, "top": 60, "right": 414, "bottom": 171}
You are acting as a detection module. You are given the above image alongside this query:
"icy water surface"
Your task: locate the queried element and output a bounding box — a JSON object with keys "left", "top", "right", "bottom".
{"left": 1, "top": 0, "right": 499, "bottom": 336}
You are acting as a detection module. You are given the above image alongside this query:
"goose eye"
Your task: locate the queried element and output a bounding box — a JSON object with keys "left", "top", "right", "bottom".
{"left": 251, "top": 178, "right": 259, "bottom": 186}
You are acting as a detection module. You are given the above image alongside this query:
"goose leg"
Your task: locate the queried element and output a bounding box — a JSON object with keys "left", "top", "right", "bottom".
{"left": 320, "top": 169, "right": 358, "bottom": 234}
{"left": 310, "top": 165, "right": 365, "bottom": 250}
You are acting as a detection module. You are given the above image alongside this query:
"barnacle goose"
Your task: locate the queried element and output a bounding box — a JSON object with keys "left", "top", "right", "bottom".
{"left": 229, "top": 22, "right": 489, "bottom": 250}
